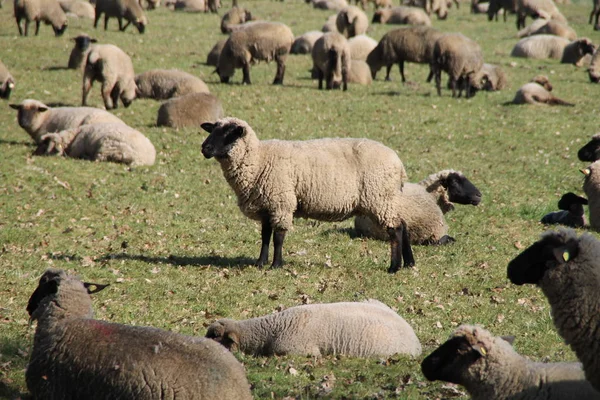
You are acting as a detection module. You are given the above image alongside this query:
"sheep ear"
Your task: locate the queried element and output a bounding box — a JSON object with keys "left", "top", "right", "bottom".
{"left": 83, "top": 282, "right": 110, "bottom": 294}
{"left": 552, "top": 239, "right": 579, "bottom": 264}
{"left": 226, "top": 331, "right": 240, "bottom": 346}
{"left": 37, "top": 106, "right": 49, "bottom": 113}
{"left": 500, "top": 335, "right": 515, "bottom": 345}
{"left": 91, "top": 38, "right": 98, "bottom": 43}
{"left": 9, "top": 104, "right": 21, "bottom": 110}
{"left": 201, "top": 122, "right": 215, "bottom": 133}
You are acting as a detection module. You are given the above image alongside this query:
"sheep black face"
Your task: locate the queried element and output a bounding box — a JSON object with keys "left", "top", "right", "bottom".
{"left": 442, "top": 173, "right": 482, "bottom": 206}
{"left": 205, "top": 321, "right": 240, "bottom": 351}
{"left": 371, "top": 12, "right": 382, "bottom": 23}
{"left": 134, "top": 18, "right": 147, "bottom": 34}
{"left": 578, "top": 138, "right": 600, "bottom": 162}
{"left": 53, "top": 22, "right": 68, "bottom": 37}
{"left": 579, "top": 39, "right": 596, "bottom": 57}
{"left": 558, "top": 192, "right": 588, "bottom": 212}
{"left": 201, "top": 122, "right": 245, "bottom": 159}
{"left": 74, "top": 35, "right": 97, "bottom": 51}
{"left": 421, "top": 336, "right": 485, "bottom": 384}
{"left": 0, "top": 78, "right": 14, "bottom": 99}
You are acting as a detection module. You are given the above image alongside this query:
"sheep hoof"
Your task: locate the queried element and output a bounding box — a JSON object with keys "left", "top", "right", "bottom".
{"left": 272, "top": 79, "right": 283, "bottom": 85}
{"left": 387, "top": 265, "right": 399, "bottom": 274}
{"left": 402, "top": 260, "right": 415, "bottom": 268}
{"left": 270, "top": 260, "right": 283, "bottom": 269}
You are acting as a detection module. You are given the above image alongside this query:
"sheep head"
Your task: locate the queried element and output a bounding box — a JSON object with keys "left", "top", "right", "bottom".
{"left": 531, "top": 75, "right": 552, "bottom": 91}
{"left": 53, "top": 20, "right": 68, "bottom": 37}
{"left": 557, "top": 193, "right": 588, "bottom": 214}
{"left": 134, "top": 16, "right": 148, "bottom": 34}
{"left": 578, "top": 134, "right": 600, "bottom": 162}
{"left": 205, "top": 319, "right": 241, "bottom": 351}
{"left": 73, "top": 34, "right": 97, "bottom": 51}
{"left": 10, "top": 100, "right": 51, "bottom": 142}
{"left": 201, "top": 119, "right": 246, "bottom": 159}
{"left": 441, "top": 172, "right": 482, "bottom": 206}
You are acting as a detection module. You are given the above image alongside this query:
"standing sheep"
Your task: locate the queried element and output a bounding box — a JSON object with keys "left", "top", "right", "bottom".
{"left": 516, "top": 0, "right": 567, "bottom": 29}
{"left": 0, "top": 60, "right": 15, "bottom": 100}
{"left": 206, "top": 300, "right": 421, "bottom": 357}
{"left": 540, "top": 192, "right": 588, "bottom": 228}
{"left": 578, "top": 133, "right": 600, "bottom": 162}
{"left": 517, "top": 19, "right": 577, "bottom": 41}
{"left": 26, "top": 268, "right": 253, "bottom": 399}
{"left": 156, "top": 92, "right": 223, "bottom": 128}
{"left": 135, "top": 69, "right": 209, "bottom": 100}
{"left": 425, "top": 0, "right": 448, "bottom": 19}
{"left": 335, "top": 6, "right": 368, "bottom": 38}
{"left": 220, "top": 6, "right": 253, "bottom": 33}
{"left": 581, "top": 161, "right": 600, "bottom": 229}
{"left": 589, "top": 48, "right": 600, "bottom": 83}
{"left": 217, "top": 21, "right": 294, "bottom": 85}
{"left": 507, "top": 228, "right": 600, "bottom": 393}
{"left": 94, "top": 0, "right": 147, "bottom": 33}
{"left": 200, "top": 117, "right": 415, "bottom": 272}
{"left": 311, "top": 31, "right": 352, "bottom": 90}
{"left": 14, "top": 0, "right": 68, "bottom": 36}
{"left": 422, "top": 324, "right": 600, "bottom": 400}
{"left": 591, "top": 0, "right": 600, "bottom": 29}
{"left": 348, "top": 34, "right": 377, "bottom": 60}
{"left": 511, "top": 35, "right": 595, "bottom": 66}
{"left": 10, "top": 99, "right": 124, "bottom": 144}
{"left": 291, "top": 31, "right": 324, "bottom": 54}
{"left": 207, "top": 39, "right": 227, "bottom": 66}
{"left": 372, "top": 6, "right": 432, "bottom": 26}
{"left": 82, "top": 44, "right": 137, "bottom": 110}
{"left": 348, "top": 59, "right": 372, "bottom": 84}
{"left": 67, "top": 34, "right": 97, "bottom": 70}
{"left": 487, "top": 0, "right": 516, "bottom": 21}
{"left": 510, "top": 75, "right": 573, "bottom": 106}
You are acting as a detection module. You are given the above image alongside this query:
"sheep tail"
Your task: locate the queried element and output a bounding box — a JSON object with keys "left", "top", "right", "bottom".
{"left": 547, "top": 97, "right": 575, "bottom": 107}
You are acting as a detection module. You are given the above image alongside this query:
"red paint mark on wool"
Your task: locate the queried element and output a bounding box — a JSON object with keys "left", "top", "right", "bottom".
{"left": 88, "top": 320, "right": 115, "bottom": 338}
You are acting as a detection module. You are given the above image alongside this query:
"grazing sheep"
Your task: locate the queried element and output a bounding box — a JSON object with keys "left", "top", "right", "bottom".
{"left": 510, "top": 75, "right": 573, "bottom": 106}
{"left": 311, "top": 31, "right": 352, "bottom": 90}
{"left": 348, "top": 34, "right": 377, "bottom": 60}
{"left": 487, "top": 0, "right": 516, "bottom": 21}
{"left": 511, "top": 35, "right": 595, "bottom": 66}
{"left": 426, "top": 0, "right": 448, "bottom": 19}
{"left": 313, "top": 0, "right": 348, "bottom": 10}
{"left": 541, "top": 192, "right": 588, "bottom": 228}
{"left": 348, "top": 59, "right": 372, "bottom": 84}
{"left": 220, "top": 6, "right": 252, "bottom": 33}
{"left": 507, "top": 229, "right": 600, "bottom": 393}
{"left": 354, "top": 170, "right": 482, "bottom": 245}
{"left": 516, "top": 0, "right": 566, "bottom": 29}
{"left": 10, "top": 99, "right": 124, "bottom": 144}
{"left": 206, "top": 0, "right": 219, "bottom": 12}
{"left": 578, "top": 133, "right": 600, "bottom": 161}
{"left": 174, "top": 0, "right": 205, "bottom": 12}
{"left": 217, "top": 21, "right": 294, "bottom": 85}
{"left": 82, "top": 44, "right": 137, "bottom": 110}
{"left": 335, "top": 6, "right": 368, "bottom": 38}
{"left": 471, "top": 0, "right": 489, "bottom": 13}
{"left": 67, "top": 34, "right": 97, "bottom": 70}
{"left": 0, "top": 60, "right": 15, "bottom": 100}
{"left": 206, "top": 300, "right": 421, "bottom": 357}
{"left": 291, "top": 31, "right": 324, "bottom": 54}
{"left": 26, "top": 269, "right": 252, "bottom": 399}
{"left": 366, "top": 26, "right": 442, "bottom": 82}
{"left": 14, "top": 0, "right": 68, "bottom": 36}
{"left": 200, "top": 117, "right": 414, "bottom": 272}
{"left": 156, "top": 92, "right": 223, "bottom": 128}
{"left": 372, "top": 6, "right": 432, "bottom": 26}
{"left": 322, "top": 14, "right": 339, "bottom": 32}
{"left": 207, "top": 39, "right": 227, "bottom": 66}
{"left": 94, "top": 0, "right": 147, "bottom": 33}
{"left": 135, "top": 69, "right": 209, "bottom": 100}
{"left": 467, "top": 62, "right": 507, "bottom": 92}
{"left": 422, "top": 324, "right": 600, "bottom": 400}
{"left": 589, "top": 48, "right": 600, "bottom": 82}
{"left": 582, "top": 161, "right": 600, "bottom": 229}
{"left": 590, "top": 0, "right": 600, "bottom": 29}
{"left": 431, "top": 33, "right": 484, "bottom": 98}
{"left": 517, "top": 19, "right": 577, "bottom": 41}
{"left": 59, "top": 0, "right": 95, "bottom": 18}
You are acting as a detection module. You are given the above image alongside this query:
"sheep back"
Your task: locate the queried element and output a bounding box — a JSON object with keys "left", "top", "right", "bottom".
{"left": 511, "top": 35, "right": 571, "bottom": 59}
{"left": 207, "top": 39, "right": 227, "bottom": 66}
{"left": 14, "top": 0, "right": 68, "bottom": 36}
{"left": 348, "top": 34, "right": 377, "bottom": 61}
{"left": 157, "top": 92, "right": 223, "bottom": 129}
{"left": 372, "top": 7, "right": 431, "bottom": 26}
{"left": 291, "top": 31, "right": 324, "bottom": 55}
{"left": 135, "top": 69, "right": 209, "bottom": 100}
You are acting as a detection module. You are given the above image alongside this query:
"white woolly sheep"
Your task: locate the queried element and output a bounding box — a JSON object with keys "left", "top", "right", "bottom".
{"left": 581, "top": 161, "right": 600, "bottom": 229}
{"left": 174, "top": 0, "right": 205, "bottom": 12}
{"left": 355, "top": 0, "right": 392, "bottom": 10}
{"left": 200, "top": 117, "right": 414, "bottom": 272}
{"left": 59, "top": 0, "right": 95, "bottom": 18}
{"left": 517, "top": 19, "right": 577, "bottom": 41}
{"left": 291, "top": 31, "right": 324, "bottom": 54}
{"left": 135, "top": 69, "right": 209, "bottom": 100}
{"left": 348, "top": 34, "right": 377, "bottom": 61}
{"left": 487, "top": 0, "right": 516, "bottom": 21}
{"left": 426, "top": 0, "right": 448, "bottom": 19}
{"left": 354, "top": 170, "right": 482, "bottom": 245}
{"left": 312, "top": 31, "right": 352, "bottom": 90}
{"left": 471, "top": 0, "right": 489, "bottom": 13}
{"left": 26, "top": 269, "right": 252, "bottom": 399}
{"left": 220, "top": 6, "right": 253, "bottom": 33}
{"left": 313, "top": 0, "right": 348, "bottom": 10}
{"left": 322, "top": 14, "right": 339, "bottom": 32}
{"left": 217, "top": 21, "right": 294, "bottom": 85}
{"left": 589, "top": 48, "right": 600, "bottom": 83}
{"left": 82, "top": 44, "right": 137, "bottom": 110}
{"left": 207, "top": 39, "right": 227, "bottom": 66}
{"left": 450, "top": 63, "right": 506, "bottom": 94}
{"left": 156, "top": 92, "right": 223, "bottom": 129}
{"left": 14, "top": 0, "right": 68, "bottom": 36}
{"left": 206, "top": 300, "right": 422, "bottom": 357}
{"left": 335, "top": 6, "right": 368, "bottom": 38}
{"left": 348, "top": 59, "right": 372, "bottom": 84}
{"left": 372, "top": 6, "right": 432, "bottom": 26}
{"left": 67, "top": 34, "right": 97, "bottom": 70}
{"left": 516, "top": 0, "right": 567, "bottom": 29}
{"left": 94, "top": 0, "right": 147, "bottom": 33}
{"left": 578, "top": 133, "right": 600, "bottom": 161}
{"left": 511, "top": 35, "right": 595, "bottom": 66}
{"left": 0, "top": 60, "right": 15, "bottom": 100}
{"left": 510, "top": 75, "right": 573, "bottom": 106}
{"left": 10, "top": 99, "right": 124, "bottom": 144}
{"left": 508, "top": 228, "right": 600, "bottom": 393}
{"left": 422, "top": 324, "right": 600, "bottom": 400}
{"left": 541, "top": 192, "right": 588, "bottom": 228}
{"left": 34, "top": 123, "right": 156, "bottom": 166}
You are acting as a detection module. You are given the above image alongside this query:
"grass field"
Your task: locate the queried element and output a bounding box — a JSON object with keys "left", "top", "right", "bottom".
{"left": 1, "top": 0, "right": 599, "bottom": 398}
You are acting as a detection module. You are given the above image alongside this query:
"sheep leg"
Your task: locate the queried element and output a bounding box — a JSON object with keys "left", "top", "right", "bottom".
{"left": 401, "top": 221, "right": 415, "bottom": 267}
{"left": 595, "top": 11, "right": 600, "bottom": 27}
{"left": 273, "top": 57, "right": 285, "bottom": 85}
{"left": 242, "top": 63, "right": 252, "bottom": 85}
{"left": 271, "top": 230, "right": 286, "bottom": 268}
{"left": 101, "top": 81, "right": 116, "bottom": 110}
{"left": 398, "top": 61, "right": 406, "bottom": 83}
{"left": 434, "top": 69, "right": 442, "bottom": 96}
{"left": 385, "top": 65, "right": 392, "bottom": 81}
{"left": 325, "top": 67, "right": 334, "bottom": 90}
{"left": 121, "top": 19, "right": 132, "bottom": 32}
{"left": 82, "top": 75, "right": 93, "bottom": 106}
{"left": 15, "top": 16, "right": 23, "bottom": 36}
{"left": 590, "top": 8, "right": 595, "bottom": 24}
{"left": 450, "top": 78, "right": 457, "bottom": 97}
{"left": 94, "top": 11, "right": 100, "bottom": 28}
{"left": 342, "top": 68, "right": 348, "bottom": 91}
{"left": 317, "top": 68, "right": 324, "bottom": 90}
{"left": 104, "top": 15, "right": 109, "bottom": 30}
{"left": 257, "top": 218, "right": 272, "bottom": 267}
{"left": 34, "top": 20, "right": 40, "bottom": 36}
{"left": 387, "top": 226, "right": 403, "bottom": 273}
{"left": 110, "top": 86, "right": 120, "bottom": 109}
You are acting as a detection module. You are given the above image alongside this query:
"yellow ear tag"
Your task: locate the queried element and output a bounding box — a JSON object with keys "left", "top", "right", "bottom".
{"left": 581, "top": 168, "right": 591, "bottom": 176}
{"left": 563, "top": 251, "right": 570, "bottom": 262}
{"left": 479, "top": 347, "right": 487, "bottom": 356}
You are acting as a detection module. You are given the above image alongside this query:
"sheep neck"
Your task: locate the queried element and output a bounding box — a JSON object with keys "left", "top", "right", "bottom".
{"left": 236, "top": 311, "right": 298, "bottom": 356}
{"left": 217, "top": 133, "right": 263, "bottom": 202}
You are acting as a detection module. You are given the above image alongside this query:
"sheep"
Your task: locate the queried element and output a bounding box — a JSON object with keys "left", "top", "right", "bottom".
{"left": 348, "top": 59, "right": 372, "bottom": 84}
{"left": 517, "top": 19, "right": 577, "bottom": 41}
{"left": 311, "top": 31, "right": 352, "bottom": 90}
{"left": 206, "top": 300, "right": 422, "bottom": 357}
{"left": 82, "top": 44, "right": 137, "bottom": 110}
{"left": 487, "top": 0, "right": 516, "bottom": 21}
{"left": 467, "top": 62, "right": 507, "bottom": 92}
{"left": 134, "top": 69, "right": 209, "bottom": 101}
{"left": 372, "top": 6, "right": 432, "bottom": 26}
{"left": 335, "top": 6, "right": 368, "bottom": 38}
{"left": 291, "top": 31, "right": 324, "bottom": 55}
{"left": 578, "top": 133, "right": 600, "bottom": 161}
{"left": 322, "top": 14, "right": 338, "bottom": 32}
{"left": 426, "top": 0, "right": 448, "bottom": 19}
{"left": 207, "top": 39, "right": 227, "bottom": 67}
{"left": 59, "top": 0, "right": 95, "bottom": 18}
{"left": 348, "top": 34, "right": 377, "bottom": 60}
{"left": 591, "top": 0, "right": 600, "bottom": 29}
{"left": 220, "top": 6, "right": 253, "bottom": 34}
{"left": 67, "top": 34, "right": 97, "bottom": 70}
{"left": 431, "top": 33, "right": 484, "bottom": 98}
{"left": 156, "top": 92, "right": 223, "bottom": 128}
{"left": 14, "top": 0, "right": 68, "bottom": 36}
{"left": 206, "top": 0, "right": 219, "bottom": 13}
{"left": 200, "top": 117, "right": 415, "bottom": 272}
{"left": 174, "top": 0, "right": 205, "bottom": 12}
{"left": 589, "top": 48, "right": 600, "bottom": 83}
{"left": 355, "top": 0, "right": 392, "bottom": 10}
{"left": 354, "top": 170, "right": 482, "bottom": 245}
{"left": 540, "top": 192, "right": 588, "bottom": 228}
{"left": 313, "top": 0, "right": 348, "bottom": 10}
{"left": 366, "top": 26, "right": 442, "bottom": 82}
{"left": 510, "top": 75, "right": 574, "bottom": 106}
{"left": 516, "top": 0, "right": 567, "bottom": 29}
{"left": 26, "top": 268, "right": 252, "bottom": 399}
{"left": 582, "top": 161, "right": 600, "bottom": 229}
{"left": 471, "top": 0, "right": 489, "bottom": 13}
{"left": 139, "top": 0, "right": 160, "bottom": 9}
{"left": 217, "top": 21, "right": 294, "bottom": 85}
{"left": 511, "top": 35, "right": 595, "bottom": 66}
{"left": 0, "top": 60, "right": 15, "bottom": 100}
{"left": 10, "top": 99, "right": 125, "bottom": 144}
{"left": 507, "top": 228, "right": 600, "bottom": 393}
{"left": 94, "top": 0, "right": 147, "bottom": 33}
{"left": 421, "top": 324, "right": 600, "bottom": 400}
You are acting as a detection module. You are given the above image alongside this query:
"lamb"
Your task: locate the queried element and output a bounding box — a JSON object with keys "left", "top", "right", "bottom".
{"left": 487, "top": 0, "right": 516, "bottom": 21}
{"left": 134, "top": 69, "right": 209, "bottom": 100}
{"left": 26, "top": 268, "right": 252, "bottom": 399}
{"left": 578, "top": 133, "right": 600, "bottom": 161}
{"left": 510, "top": 75, "right": 574, "bottom": 106}
{"left": 348, "top": 34, "right": 377, "bottom": 60}
{"left": 511, "top": 35, "right": 595, "bottom": 66}
{"left": 0, "top": 60, "right": 15, "bottom": 100}
{"left": 354, "top": 170, "right": 482, "bottom": 245}
{"left": 516, "top": 0, "right": 567, "bottom": 29}
{"left": 589, "top": 48, "right": 600, "bottom": 82}
{"left": 206, "top": 39, "right": 227, "bottom": 66}
{"left": 14, "top": 0, "right": 68, "bottom": 36}
{"left": 582, "top": 161, "right": 600, "bottom": 229}
{"left": 200, "top": 117, "right": 415, "bottom": 272}
{"left": 59, "top": 0, "right": 95, "bottom": 18}
{"left": 366, "top": 26, "right": 442, "bottom": 82}
{"left": 217, "top": 21, "right": 294, "bottom": 85}
{"left": 156, "top": 92, "right": 223, "bottom": 128}
{"left": 348, "top": 59, "right": 372, "bottom": 84}
{"left": 517, "top": 19, "right": 577, "bottom": 41}
{"left": 206, "top": 300, "right": 422, "bottom": 357}
{"left": 94, "top": 0, "right": 148, "bottom": 33}
{"left": 540, "top": 192, "right": 588, "bottom": 228}
{"left": 431, "top": 33, "right": 484, "bottom": 98}
{"left": 291, "top": 31, "right": 324, "bottom": 54}
{"left": 311, "top": 31, "right": 352, "bottom": 90}
{"left": 421, "top": 324, "right": 600, "bottom": 400}
{"left": 67, "top": 34, "right": 97, "bottom": 70}
{"left": 372, "top": 6, "right": 432, "bottom": 26}
{"left": 82, "top": 44, "right": 137, "bottom": 110}
{"left": 507, "top": 228, "right": 600, "bottom": 393}
{"left": 335, "top": 6, "right": 368, "bottom": 38}
{"left": 220, "top": 6, "right": 252, "bottom": 34}
{"left": 322, "top": 14, "right": 339, "bottom": 32}
{"left": 10, "top": 99, "right": 124, "bottom": 144}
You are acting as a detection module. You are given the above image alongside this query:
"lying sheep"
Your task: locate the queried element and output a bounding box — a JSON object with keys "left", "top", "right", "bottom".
{"left": 507, "top": 229, "right": 600, "bottom": 393}
{"left": 174, "top": 0, "right": 205, "bottom": 12}
{"left": 511, "top": 35, "right": 595, "bottom": 66}
{"left": 355, "top": 0, "right": 392, "bottom": 9}
{"left": 348, "top": 59, "right": 372, "bottom": 84}
{"left": 94, "top": 0, "right": 147, "bottom": 33}
{"left": 517, "top": 19, "right": 577, "bottom": 41}
{"left": 291, "top": 31, "right": 324, "bottom": 54}
{"left": 156, "top": 93, "right": 223, "bottom": 129}
{"left": 220, "top": 6, "right": 252, "bottom": 33}
{"left": 10, "top": 99, "right": 124, "bottom": 144}
{"left": 589, "top": 48, "right": 600, "bottom": 82}
{"left": 82, "top": 44, "right": 137, "bottom": 110}
{"left": 67, "top": 34, "right": 97, "bottom": 70}
{"left": 510, "top": 75, "right": 574, "bottom": 106}
{"left": 200, "top": 117, "right": 414, "bottom": 272}
{"left": 516, "top": 0, "right": 567, "bottom": 29}
{"left": 372, "top": 6, "right": 432, "bottom": 26}
{"left": 348, "top": 34, "right": 377, "bottom": 60}
{"left": 14, "top": 0, "right": 68, "bottom": 36}
{"left": 354, "top": 170, "right": 482, "bottom": 245}
{"left": 578, "top": 133, "right": 600, "bottom": 161}
{"left": 27, "top": 269, "right": 252, "bottom": 399}
{"left": 207, "top": 39, "right": 227, "bottom": 66}
{"left": 312, "top": 31, "right": 352, "bottom": 90}
{"left": 135, "top": 69, "right": 209, "bottom": 100}
{"left": 322, "top": 14, "right": 339, "bottom": 32}
{"left": 59, "top": 0, "right": 95, "bottom": 18}
{"left": 335, "top": 6, "right": 368, "bottom": 38}
{"left": 422, "top": 324, "right": 600, "bottom": 400}
{"left": 313, "top": 0, "right": 348, "bottom": 10}
{"left": 139, "top": 0, "right": 160, "bottom": 9}
{"left": 582, "top": 161, "right": 600, "bottom": 229}
{"left": 541, "top": 192, "right": 588, "bottom": 228}
{"left": 487, "top": 0, "right": 516, "bottom": 21}
{"left": 0, "top": 60, "right": 15, "bottom": 100}
{"left": 206, "top": 300, "right": 421, "bottom": 357}
{"left": 217, "top": 22, "right": 294, "bottom": 85}
{"left": 467, "top": 62, "right": 507, "bottom": 92}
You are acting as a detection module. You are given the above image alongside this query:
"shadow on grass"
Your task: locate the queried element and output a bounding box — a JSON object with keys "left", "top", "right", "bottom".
{"left": 0, "top": 139, "right": 35, "bottom": 147}
{"left": 0, "top": 337, "right": 30, "bottom": 400}
{"left": 100, "top": 253, "right": 256, "bottom": 269}
{"left": 42, "top": 66, "right": 69, "bottom": 71}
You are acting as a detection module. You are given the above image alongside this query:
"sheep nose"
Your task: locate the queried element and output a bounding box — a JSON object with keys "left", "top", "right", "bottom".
{"left": 202, "top": 143, "right": 214, "bottom": 158}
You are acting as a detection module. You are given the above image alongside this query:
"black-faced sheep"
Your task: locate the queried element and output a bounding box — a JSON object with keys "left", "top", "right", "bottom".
{"left": 135, "top": 69, "right": 209, "bottom": 100}
{"left": 578, "top": 133, "right": 600, "bottom": 161}
{"left": 207, "top": 39, "right": 227, "bottom": 67}
{"left": 517, "top": 19, "right": 577, "bottom": 41}
{"left": 311, "top": 31, "right": 352, "bottom": 90}
{"left": 516, "top": 0, "right": 567, "bottom": 29}
{"left": 0, "top": 60, "right": 15, "bottom": 100}
{"left": 200, "top": 117, "right": 415, "bottom": 272}
{"left": 510, "top": 75, "right": 573, "bottom": 106}
{"left": 581, "top": 161, "right": 600, "bottom": 230}
{"left": 156, "top": 92, "right": 223, "bottom": 129}
{"left": 591, "top": 0, "right": 600, "bottom": 29}
{"left": 589, "top": 48, "right": 600, "bottom": 83}
{"left": 372, "top": 6, "right": 432, "bottom": 26}
{"left": 14, "top": 0, "right": 68, "bottom": 36}
{"left": 291, "top": 31, "right": 324, "bottom": 55}
{"left": 94, "top": 0, "right": 147, "bottom": 33}
{"left": 335, "top": 6, "right": 368, "bottom": 38}
{"left": 511, "top": 35, "right": 595, "bottom": 66}
{"left": 220, "top": 6, "right": 253, "bottom": 33}
{"left": 487, "top": 0, "right": 516, "bottom": 21}
{"left": 540, "top": 192, "right": 588, "bottom": 228}
{"left": 67, "top": 34, "right": 97, "bottom": 70}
